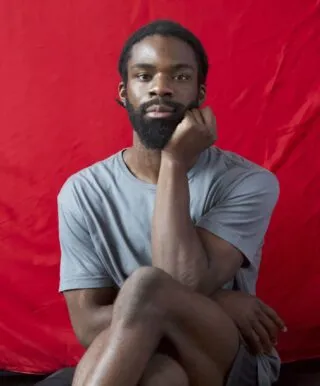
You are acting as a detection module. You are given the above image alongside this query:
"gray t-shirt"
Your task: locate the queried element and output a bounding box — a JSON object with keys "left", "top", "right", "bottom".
{"left": 58, "top": 146, "right": 280, "bottom": 385}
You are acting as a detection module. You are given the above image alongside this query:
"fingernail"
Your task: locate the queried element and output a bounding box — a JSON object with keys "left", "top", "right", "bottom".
{"left": 282, "top": 326, "right": 288, "bottom": 332}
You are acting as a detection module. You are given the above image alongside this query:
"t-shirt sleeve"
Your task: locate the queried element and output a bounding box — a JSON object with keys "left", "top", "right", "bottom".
{"left": 58, "top": 180, "right": 114, "bottom": 292}
{"left": 196, "top": 170, "right": 280, "bottom": 268}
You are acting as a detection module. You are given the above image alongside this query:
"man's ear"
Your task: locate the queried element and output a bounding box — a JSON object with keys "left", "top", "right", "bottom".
{"left": 118, "top": 82, "right": 127, "bottom": 107}
{"left": 198, "top": 85, "right": 207, "bottom": 106}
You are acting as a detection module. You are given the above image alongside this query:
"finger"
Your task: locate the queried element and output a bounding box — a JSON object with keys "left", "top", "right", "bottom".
{"left": 201, "top": 106, "right": 215, "bottom": 126}
{"left": 252, "top": 320, "right": 273, "bottom": 354}
{"left": 184, "top": 110, "right": 197, "bottom": 126}
{"left": 190, "top": 109, "right": 205, "bottom": 125}
{"left": 178, "top": 111, "right": 196, "bottom": 132}
{"left": 258, "top": 312, "right": 279, "bottom": 345}
{"left": 260, "top": 303, "right": 287, "bottom": 332}
{"left": 201, "top": 107, "right": 217, "bottom": 140}
{"left": 240, "top": 325, "right": 264, "bottom": 355}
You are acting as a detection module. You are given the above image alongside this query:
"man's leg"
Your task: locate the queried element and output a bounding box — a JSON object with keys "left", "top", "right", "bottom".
{"left": 139, "top": 354, "right": 189, "bottom": 386}
{"left": 73, "top": 330, "right": 188, "bottom": 386}
{"left": 73, "top": 267, "right": 240, "bottom": 386}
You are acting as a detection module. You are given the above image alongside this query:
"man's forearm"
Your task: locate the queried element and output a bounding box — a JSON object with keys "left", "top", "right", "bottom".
{"left": 152, "top": 154, "right": 208, "bottom": 290}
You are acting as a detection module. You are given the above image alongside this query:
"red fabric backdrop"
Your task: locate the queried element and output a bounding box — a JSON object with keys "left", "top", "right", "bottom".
{"left": 1, "top": 0, "right": 320, "bottom": 374}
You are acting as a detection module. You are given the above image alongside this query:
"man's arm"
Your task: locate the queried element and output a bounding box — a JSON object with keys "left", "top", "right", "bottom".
{"left": 63, "top": 287, "right": 117, "bottom": 348}
{"left": 58, "top": 178, "right": 117, "bottom": 347}
{"left": 152, "top": 153, "right": 243, "bottom": 295}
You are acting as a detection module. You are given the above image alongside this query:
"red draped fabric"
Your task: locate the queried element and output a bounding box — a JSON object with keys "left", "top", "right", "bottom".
{"left": 0, "top": 0, "right": 319, "bottom": 373}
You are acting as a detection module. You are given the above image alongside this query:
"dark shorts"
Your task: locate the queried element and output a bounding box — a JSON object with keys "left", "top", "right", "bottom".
{"left": 35, "top": 368, "right": 75, "bottom": 385}
{"left": 226, "top": 344, "right": 258, "bottom": 386}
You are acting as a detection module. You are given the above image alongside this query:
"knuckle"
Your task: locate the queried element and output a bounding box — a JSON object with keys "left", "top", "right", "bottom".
{"left": 248, "top": 314, "right": 257, "bottom": 324}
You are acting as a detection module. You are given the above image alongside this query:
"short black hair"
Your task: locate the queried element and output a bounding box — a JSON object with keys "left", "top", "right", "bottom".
{"left": 118, "top": 19, "right": 209, "bottom": 86}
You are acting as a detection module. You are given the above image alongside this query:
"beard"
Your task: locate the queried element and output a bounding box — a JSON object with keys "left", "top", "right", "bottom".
{"left": 125, "top": 97, "right": 200, "bottom": 150}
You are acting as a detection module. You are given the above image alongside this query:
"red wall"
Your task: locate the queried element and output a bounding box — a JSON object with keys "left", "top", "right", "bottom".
{"left": 0, "top": 0, "right": 320, "bottom": 373}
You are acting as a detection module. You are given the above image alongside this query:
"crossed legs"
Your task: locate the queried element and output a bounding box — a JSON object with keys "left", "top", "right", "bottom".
{"left": 72, "top": 267, "right": 240, "bottom": 386}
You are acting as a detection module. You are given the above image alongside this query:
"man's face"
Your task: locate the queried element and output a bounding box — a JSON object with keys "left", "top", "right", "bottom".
{"left": 120, "top": 35, "right": 205, "bottom": 149}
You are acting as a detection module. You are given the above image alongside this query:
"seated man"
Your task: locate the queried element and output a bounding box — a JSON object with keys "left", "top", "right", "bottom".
{"left": 58, "top": 19, "right": 286, "bottom": 386}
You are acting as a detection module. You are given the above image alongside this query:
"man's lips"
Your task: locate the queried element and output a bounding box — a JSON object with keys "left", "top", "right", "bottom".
{"left": 145, "top": 104, "right": 175, "bottom": 118}
{"left": 146, "top": 104, "right": 175, "bottom": 113}
{"left": 146, "top": 111, "right": 175, "bottom": 118}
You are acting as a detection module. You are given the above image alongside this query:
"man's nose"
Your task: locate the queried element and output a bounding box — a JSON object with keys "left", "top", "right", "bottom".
{"left": 149, "top": 74, "right": 173, "bottom": 98}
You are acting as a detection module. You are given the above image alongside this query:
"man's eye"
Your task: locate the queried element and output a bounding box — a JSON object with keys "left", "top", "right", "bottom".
{"left": 137, "top": 73, "right": 151, "bottom": 81}
{"left": 174, "top": 74, "right": 191, "bottom": 81}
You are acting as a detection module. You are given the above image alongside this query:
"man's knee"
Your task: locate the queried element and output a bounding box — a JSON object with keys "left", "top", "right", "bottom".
{"left": 140, "top": 354, "right": 189, "bottom": 386}
{"left": 127, "top": 266, "right": 168, "bottom": 297}
{"left": 114, "top": 267, "right": 169, "bottom": 324}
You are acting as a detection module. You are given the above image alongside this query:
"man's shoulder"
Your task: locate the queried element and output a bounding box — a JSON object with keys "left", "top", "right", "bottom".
{"left": 58, "top": 150, "right": 123, "bottom": 205}
{"left": 208, "top": 146, "right": 267, "bottom": 173}
{"left": 206, "top": 147, "right": 279, "bottom": 196}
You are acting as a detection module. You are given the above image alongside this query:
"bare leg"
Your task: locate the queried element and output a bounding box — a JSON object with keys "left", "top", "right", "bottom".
{"left": 140, "top": 354, "right": 189, "bottom": 386}
{"left": 73, "top": 267, "right": 240, "bottom": 386}
{"left": 73, "top": 330, "right": 188, "bottom": 386}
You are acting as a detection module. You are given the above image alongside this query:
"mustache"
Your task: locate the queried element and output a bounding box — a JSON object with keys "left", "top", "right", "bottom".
{"left": 140, "top": 98, "right": 185, "bottom": 114}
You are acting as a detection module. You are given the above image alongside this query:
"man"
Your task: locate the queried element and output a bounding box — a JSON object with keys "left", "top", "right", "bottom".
{"left": 58, "top": 20, "right": 285, "bottom": 386}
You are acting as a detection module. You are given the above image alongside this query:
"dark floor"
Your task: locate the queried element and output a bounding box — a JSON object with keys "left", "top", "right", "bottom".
{"left": 0, "top": 373, "right": 45, "bottom": 386}
{"left": 276, "top": 359, "right": 320, "bottom": 386}
{"left": 1, "top": 360, "right": 320, "bottom": 385}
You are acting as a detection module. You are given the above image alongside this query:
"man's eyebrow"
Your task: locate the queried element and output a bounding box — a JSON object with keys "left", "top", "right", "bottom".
{"left": 130, "top": 63, "right": 195, "bottom": 71}
{"left": 130, "top": 63, "right": 156, "bottom": 70}
{"left": 171, "top": 63, "right": 195, "bottom": 71}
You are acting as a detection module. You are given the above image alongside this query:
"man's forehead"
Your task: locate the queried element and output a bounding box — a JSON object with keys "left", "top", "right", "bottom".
{"left": 128, "top": 35, "right": 197, "bottom": 69}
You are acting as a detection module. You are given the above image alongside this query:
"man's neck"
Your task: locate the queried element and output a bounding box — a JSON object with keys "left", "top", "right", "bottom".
{"left": 123, "top": 135, "right": 162, "bottom": 184}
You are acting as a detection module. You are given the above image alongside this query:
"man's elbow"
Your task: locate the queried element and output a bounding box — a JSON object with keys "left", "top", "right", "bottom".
{"left": 69, "top": 317, "right": 102, "bottom": 349}
{"left": 78, "top": 333, "right": 93, "bottom": 349}
{"left": 198, "top": 268, "right": 235, "bottom": 297}
{"left": 71, "top": 323, "right": 92, "bottom": 348}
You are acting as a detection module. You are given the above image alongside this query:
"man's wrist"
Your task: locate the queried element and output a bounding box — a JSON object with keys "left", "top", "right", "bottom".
{"left": 160, "top": 151, "right": 188, "bottom": 172}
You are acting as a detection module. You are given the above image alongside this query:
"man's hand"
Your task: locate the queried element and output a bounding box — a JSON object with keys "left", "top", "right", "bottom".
{"left": 213, "top": 290, "right": 287, "bottom": 355}
{"left": 162, "top": 107, "right": 217, "bottom": 165}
